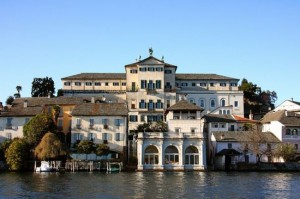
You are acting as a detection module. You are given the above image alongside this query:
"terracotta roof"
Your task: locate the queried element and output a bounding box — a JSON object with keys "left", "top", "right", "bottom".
{"left": 72, "top": 103, "right": 128, "bottom": 116}
{"left": 125, "top": 56, "right": 177, "bottom": 69}
{"left": 260, "top": 110, "right": 300, "bottom": 126}
{"left": 213, "top": 131, "right": 280, "bottom": 143}
{"left": 0, "top": 106, "right": 43, "bottom": 117}
{"left": 175, "top": 74, "right": 239, "bottom": 81}
{"left": 232, "top": 115, "right": 258, "bottom": 123}
{"left": 167, "top": 100, "right": 203, "bottom": 111}
{"left": 61, "top": 73, "right": 126, "bottom": 80}
{"left": 203, "top": 114, "right": 236, "bottom": 123}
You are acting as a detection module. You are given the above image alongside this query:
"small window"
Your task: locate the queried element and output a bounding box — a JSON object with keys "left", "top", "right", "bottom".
{"left": 164, "top": 70, "right": 172, "bottom": 74}
{"left": 181, "top": 83, "right": 188, "bottom": 87}
{"left": 139, "top": 67, "right": 147, "bottom": 72}
{"left": 228, "top": 143, "right": 232, "bottom": 149}
{"left": 210, "top": 83, "right": 214, "bottom": 87}
{"left": 64, "top": 82, "right": 71, "bottom": 86}
{"left": 141, "top": 115, "right": 145, "bottom": 122}
{"left": 220, "top": 83, "right": 226, "bottom": 87}
{"left": 230, "top": 82, "right": 238, "bottom": 87}
{"left": 75, "top": 82, "right": 81, "bottom": 86}
{"left": 191, "top": 128, "right": 196, "bottom": 133}
{"left": 200, "top": 83, "right": 207, "bottom": 87}
{"left": 95, "top": 82, "right": 101, "bottom": 86}
{"left": 286, "top": 129, "right": 291, "bottom": 135}
{"left": 199, "top": 99, "right": 205, "bottom": 108}
{"left": 122, "top": 82, "right": 126, "bottom": 86}
{"left": 130, "top": 69, "right": 138, "bottom": 73}
{"left": 141, "top": 80, "right": 147, "bottom": 89}
{"left": 148, "top": 67, "right": 155, "bottom": 71}
{"left": 295, "top": 144, "right": 298, "bottom": 150}
{"left": 220, "top": 99, "right": 226, "bottom": 107}
{"left": 113, "top": 82, "right": 119, "bottom": 86}
{"left": 105, "top": 82, "right": 109, "bottom": 86}
{"left": 156, "top": 80, "right": 162, "bottom": 89}
{"left": 129, "top": 115, "right": 138, "bottom": 122}
{"left": 234, "top": 101, "right": 239, "bottom": 107}
{"left": 192, "top": 82, "right": 196, "bottom": 86}
{"left": 212, "top": 123, "right": 218, "bottom": 128}
{"left": 210, "top": 99, "right": 216, "bottom": 108}
{"left": 175, "top": 128, "right": 181, "bottom": 133}
{"left": 156, "top": 67, "right": 163, "bottom": 71}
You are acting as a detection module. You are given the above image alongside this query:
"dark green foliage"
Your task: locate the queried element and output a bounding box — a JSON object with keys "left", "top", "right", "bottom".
{"left": 31, "top": 77, "right": 55, "bottom": 97}
{"left": 136, "top": 121, "right": 168, "bottom": 132}
{"left": 5, "top": 138, "right": 30, "bottom": 171}
{"left": 275, "top": 143, "right": 297, "bottom": 162}
{"left": 6, "top": 96, "right": 14, "bottom": 105}
{"left": 239, "top": 78, "right": 277, "bottom": 117}
{"left": 23, "top": 113, "right": 57, "bottom": 147}
{"left": 76, "top": 140, "right": 95, "bottom": 154}
{"left": 0, "top": 139, "right": 12, "bottom": 161}
{"left": 95, "top": 144, "right": 110, "bottom": 156}
{"left": 57, "top": 89, "right": 64, "bottom": 97}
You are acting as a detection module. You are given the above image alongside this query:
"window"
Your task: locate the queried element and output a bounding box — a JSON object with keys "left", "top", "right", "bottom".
{"left": 102, "top": 133, "right": 112, "bottom": 141}
{"left": 191, "top": 128, "right": 196, "bottom": 134}
{"left": 90, "top": 118, "right": 94, "bottom": 128}
{"left": 113, "top": 82, "right": 120, "bottom": 86}
{"left": 95, "top": 82, "right": 101, "bottom": 86}
{"left": 75, "top": 82, "right": 81, "bottom": 86}
{"left": 102, "top": 118, "right": 108, "bottom": 125}
{"left": 139, "top": 99, "right": 146, "bottom": 109}
{"left": 164, "top": 70, "right": 172, "bottom": 74}
{"left": 292, "top": 129, "right": 298, "bottom": 136}
{"left": 122, "top": 82, "right": 126, "bottom": 86}
{"left": 64, "top": 82, "right": 71, "bottom": 86}
{"left": 75, "top": 133, "right": 82, "bottom": 141}
{"left": 76, "top": 118, "right": 81, "bottom": 129}
{"left": 181, "top": 82, "right": 188, "bottom": 87}
{"left": 223, "top": 110, "right": 227, "bottom": 114}
{"left": 175, "top": 128, "right": 181, "bottom": 134}
{"left": 156, "top": 67, "right": 163, "bottom": 71}
{"left": 6, "top": 133, "right": 12, "bottom": 140}
{"left": 156, "top": 80, "right": 161, "bottom": 89}
{"left": 286, "top": 129, "right": 291, "bottom": 135}
{"left": 148, "top": 67, "right": 155, "bottom": 71}
{"left": 88, "top": 133, "right": 96, "bottom": 141}
{"left": 230, "top": 82, "right": 238, "bottom": 87}
{"left": 234, "top": 101, "right": 239, "bottom": 107}
{"left": 164, "top": 146, "right": 179, "bottom": 164}
{"left": 148, "top": 80, "right": 154, "bottom": 90}
{"left": 185, "top": 146, "right": 199, "bottom": 165}
{"left": 165, "top": 82, "right": 172, "bottom": 89}
{"left": 220, "top": 123, "right": 226, "bottom": 128}
{"left": 199, "top": 99, "right": 205, "bottom": 108}
{"left": 105, "top": 82, "right": 109, "bottom": 86}
{"left": 228, "top": 143, "right": 232, "bottom": 149}
{"left": 141, "top": 115, "right": 145, "bottom": 122}
{"left": 129, "top": 115, "right": 138, "bottom": 122}
{"left": 210, "top": 99, "right": 216, "bottom": 108}
{"left": 141, "top": 80, "right": 147, "bottom": 89}
{"left": 192, "top": 82, "right": 196, "bottom": 86}
{"left": 220, "top": 83, "right": 226, "bottom": 87}
{"left": 227, "top": 110, "right": 230, "bottom": 114}
{"left": 130, "top": 69, "right": 138, "bottom": 73}
{"left": 200, "top": 82, "right": 207, "bottom": 87}
{"left": 148, "top": 100, "right": 154, "bottom": 110}
{"left": 115, "top": 133, "right": 124, "bottom": 141}
{"left": 189, "top": 98, "right": 196, "bottom": 105}
{"left": 167, "top": 100, "right": 171, "bottom": 108}
{"left": 139, "top": 67, "right": 147, "bottom": 72}
{"left": 210, "top": 83, "right": 215, "bottom": 87}
{"left": 220, "top": 99, "right": 226, "bottom": 107}
{"left": 156, "top": 100, "right": 163, "bottom": 109}
{"left": 144, "top": 145, "right": 159, "bottom": 165}
{"left": 114, "top": 119, "right": 122, "bottom": 126}
{"left": 212, "top": 123, "right": 218, "bottom": 128}
{"left": 85, "top": 82, "right": 92, "bottom": 86}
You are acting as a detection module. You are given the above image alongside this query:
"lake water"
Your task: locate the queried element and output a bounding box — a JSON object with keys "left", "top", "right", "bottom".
{"left": 0, "top": 171, "right": 299, "bottom": 199}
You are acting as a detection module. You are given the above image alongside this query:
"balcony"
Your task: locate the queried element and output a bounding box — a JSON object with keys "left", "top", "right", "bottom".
{"left": 138, "top": 131, "right": 203, "bottom": 139}
{"left": 146, "top": 88, "right": 157, "bottom": 95}
{"left": 126, "top": 86, "right": 139, "bottom": 92}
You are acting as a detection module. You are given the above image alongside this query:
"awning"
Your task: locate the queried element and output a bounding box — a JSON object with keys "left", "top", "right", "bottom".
{"left": 216, "top": 149, "right": 242, "bottom": 156}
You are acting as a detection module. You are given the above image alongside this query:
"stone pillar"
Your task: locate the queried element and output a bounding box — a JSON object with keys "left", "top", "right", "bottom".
{"left": 137, "top": 140, "right": 144, "bottom": 170}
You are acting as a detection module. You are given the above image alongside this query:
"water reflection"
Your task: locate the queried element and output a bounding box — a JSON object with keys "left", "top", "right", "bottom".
{"left": 0, "top": 172, "right": 300, "bottom": 199}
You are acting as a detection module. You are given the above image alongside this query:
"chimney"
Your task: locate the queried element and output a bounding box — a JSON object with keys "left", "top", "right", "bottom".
{"left": 24, "top": 100, "right": 28, "bottom": 108}
{"left": 91, "top": 97, "right": 95, "bottom": 103}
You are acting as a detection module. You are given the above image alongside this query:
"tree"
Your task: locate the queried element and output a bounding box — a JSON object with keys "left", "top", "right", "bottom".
{"left": 14, "top": 85, "right": 22, "bottom": 98}
{"left": 57, "top": 89, "right": 64, "bottom": 97}
{"left": 52, "top": 105, "right": 61, "bottom": 124}
{"left": 136, "top": 121, "right": 168, "bottom": 132}
{"left": 274, "top": 143, "right": 297, "bottom": 162}
{"left": 23, "top": 113, "right": 57, "bottom": 147}
{"left": 239, "top": 78, "right": 277, "bottom": 118}
{"left": 34, "top": 132, "right": 66, "bottom": 160}
{"left": 95, "top": 143, "right": 110, "bottom": 156}
{"left": 0, "top": 139, "right": 12, "bottom": 161}
{"left": 31, "top": 77, "right": 55, "bottom": 97}
{"left": 76, "top": 140, "right": 95, "bottom": 154}
{"left": 5, "top": 138, "right": 29, "bottom": 171}
{"left": 6, "top": 96, "right": 14, "bottom": 105}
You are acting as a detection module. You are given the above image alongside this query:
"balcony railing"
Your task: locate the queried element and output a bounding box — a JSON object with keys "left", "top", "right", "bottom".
{"left": 138, "top": 131, "right": 203, "bottom": 139}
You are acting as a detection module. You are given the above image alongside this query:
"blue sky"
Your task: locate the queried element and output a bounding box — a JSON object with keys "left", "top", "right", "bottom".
{"left": 1, "top": 0, "right": 299, "bottom": 105}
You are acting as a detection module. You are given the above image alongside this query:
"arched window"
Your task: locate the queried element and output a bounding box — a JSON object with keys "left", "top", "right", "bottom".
{"left": 199, "top": 98, "right": 205, "bottom": 108}
{"left": 144, "top": 145, "right": 159, "bottom": 165}
{"left": 188, "top": 98, "right": 196, "bottom": 105}
{"left": 185, "top": 146, "right": 199, "bottom": 165}
{"left": 210, "top": 99, "right": 216, "bottom": 108}
{"left": 220, "top": 98, "right": 226, "bottom": 107}
{"left": 164, "top": 146, "right": 179, "bottom": 164}
{"left": 292, "top": 129, "right": 298, "bottom": 136}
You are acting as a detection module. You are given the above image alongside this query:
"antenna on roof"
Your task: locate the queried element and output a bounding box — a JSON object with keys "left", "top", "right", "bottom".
{"left": 139, "top": 55, "right": 141, "bottom": 61}
{"left": 162, "top": 56, "right": 164, "bottom": 62}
